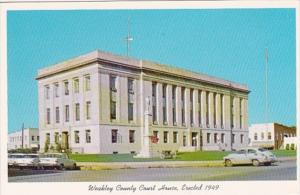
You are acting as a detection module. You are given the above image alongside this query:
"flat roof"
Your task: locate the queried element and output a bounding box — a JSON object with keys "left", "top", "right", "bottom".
{"left": 36, "top": 50, "right": 249, "bottom": 93}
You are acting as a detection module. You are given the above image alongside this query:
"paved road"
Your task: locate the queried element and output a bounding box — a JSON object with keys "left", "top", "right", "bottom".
{"left": 8, "top": 160, "right": 296, "bottom": 182}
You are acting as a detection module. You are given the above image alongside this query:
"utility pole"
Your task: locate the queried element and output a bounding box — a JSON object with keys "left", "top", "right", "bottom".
{"left": 265, "top": 48, "right": 269, "bottom": 145}
{"left": 125, "top": 17, "right": 133, "bottom": 57}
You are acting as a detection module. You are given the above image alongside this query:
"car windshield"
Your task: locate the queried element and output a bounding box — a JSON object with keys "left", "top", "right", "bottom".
{"left": 258, "top": 148, "right": 267, "bottom": 152}
{"left": 24, "top": 155, "right": 38, "bottom": 158}
{"left": 10, "top": 155, "right": 24, "bottom": 158}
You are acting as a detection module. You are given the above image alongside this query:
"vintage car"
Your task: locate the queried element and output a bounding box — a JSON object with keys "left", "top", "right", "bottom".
{"left": 8, "top": 153, "right": 40, "bottom": 169}
{"left": 224, "top": 147, "right": 277, "bottom": 166}
{"left": 39, "top": 153, "right": 77, "bottom": 170}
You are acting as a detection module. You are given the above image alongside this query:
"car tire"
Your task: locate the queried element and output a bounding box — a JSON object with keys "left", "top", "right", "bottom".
{"left": 225, "top": 159, "right": 233, "bottom": 167}
{"left": 252, "top": 159, "right": 260, "bottom": 166}
{"left": 59, "top": 164, "right": 65, "bottom": 170}
{"left": 72, "top": 163, "right": 77, "bottom": 170}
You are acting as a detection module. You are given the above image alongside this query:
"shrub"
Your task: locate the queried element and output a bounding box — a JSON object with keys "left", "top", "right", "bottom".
{"left": 44, "top": 140, "right": 49, "bottom": 153}
{"left": 56, "top": 143, "right": 62, "bottom": 152}
{"left": 290, "top": 143, "right": 295, "bottom": 150}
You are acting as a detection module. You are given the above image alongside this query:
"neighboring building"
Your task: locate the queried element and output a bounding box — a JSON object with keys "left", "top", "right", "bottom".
{"left": 36, "top": 50, "right": 249, "bottom": 155}
{"left": 7, "top": 128, "right": 40, "bottom": 150}
{"left": 249, "top": 123, "right": 296, "bottom": 149}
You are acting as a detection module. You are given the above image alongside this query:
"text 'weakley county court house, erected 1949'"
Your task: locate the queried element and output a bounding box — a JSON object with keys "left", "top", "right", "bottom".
{"left": 36, "top": 50, "right": 250, "bottom": 155}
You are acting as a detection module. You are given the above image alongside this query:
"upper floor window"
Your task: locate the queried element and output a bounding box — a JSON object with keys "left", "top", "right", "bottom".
{"left": 152, "top": 82, "right": 157, "bottom": 123}
{"left": 220, "top": 94, "right": 224, "bottom": 128}
{"left": 75, "top": 103, "right": 80, "bottom": 121}
{"left": 65, "top": 105, "right": 69, "bottom": 122}
{"left": 84, "top": 75, "right": 91, "bottom": 91}
{"left": 181, "top": 87, "right": 185, "bottom": 125}
{"left": 45, "top": 85, "right": 50, "bottom": 99}
{"left": 73, "top": 78, "right": 79, "bottom": 93}
{"left": 46, "top": 108, "right": 51, "bottom": 124}
{"left": 86, "top": 101, "right": 91, "bottom": 120}
{"left": 268, "top": 132, "right": 272, "bottom": 140}
{"left": 110, "top": 75, "right": 117, "bottom": 91}
{"left": 54, "top": 83, "right": 59, "bottom": 97}
{"left": 55, "top": 107, "right": 60, "bottom": 123}
{"left": 190, "top": 89, "right": 194, "bottom": 125}
{"left": 172, "top": 86, "right": 177, "bottom": 125}
{"left": 254, "top": 133, "right": 258, "bottom": 140}
{"left": 162, "top": 84, "right": 167, "bottom": 124}
{"left": 240, "top": 98, "right": 243, "bottom": 129}
{"left": 128, "top": 78, "right": 134, "bottom": 94}
{"left": 64, "top": 80, "right": 69, "bottom": 95}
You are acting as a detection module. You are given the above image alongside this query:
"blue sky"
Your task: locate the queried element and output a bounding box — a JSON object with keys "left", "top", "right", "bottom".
{"left": 8, "top": 9, "right": 296, "bottom": 132}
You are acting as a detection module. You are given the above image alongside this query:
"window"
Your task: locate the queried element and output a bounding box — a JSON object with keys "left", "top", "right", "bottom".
{"left": 75, "top": 103, "right": 80, "bottom": 121}
{"left": 181, "top": 87, "right": 185, "bottom": 125}
{"left": 163, "top": 84, "right": 167, "bottom": 124}
{"left": 213, "top": 93, "right": 216, "bottom": 127}
{"left": 163, "top": 131, "right": 168, "bottom": 143}
{"left": 65, "top": 105, "right": 69, "bottom": 122}
{"left": 207, "top": 133, "right": 211, "bottom": 144}
{"left": 231, "top": 97, "right": 234, "bottom": 128}
{"left": 221, "top": 133, "right": 225, "bottom": 143}
{"left": 153, "top": 131, "right": 158, "bottom": 139}
{"left": 183, "top": 135, "right": 187, "bottom": 146}
{"left": 73, "top": 78, "right": 79, "bottom": 93}
{"left": 31, "top": 136, "right": 34, "bottom": 141}
{"left": 128, "top": 78, "right": 134, "bottom": 94}
{"left": 46, "top": 108, "right": 51, "bottom": 124}
{"left": 172, "top": 86, "right": 177, "bottom": 125}
{"left": 84, "top": 75, "right": 90, "bottom": 91}
{"left": 206, "top": 92, "right": 209, "bottom": 126}
{"left": 45, "top": 85, "right": 50, "bottom": 99}
{"left": 64, "top": 80, "right": 69, "bottom": 95}
{"left": 55, "top": 107, "right": 60, "bottom": 123}
{"left": 37, "top": 136, "right": 39, "bottom": 141}
{"left": 214, "top": 133, "right": 218, "bottom": 143}
{"left": 268, "top": 132, "right": 272, "bottom": 140}
{"left": 152, "top": 82, "right": 157, "bottom": 123}
{"left": 74, "top": 131, "right": 80, "bottom": 143}
{"left": 54, "top": 83, "right": 59, "bottom": 97}
{"left": 111, "top": 129, "right": 118, "bottom": 143}
{"left": 231, "top": 134, "right": 235, "bottom": 144}
{"left": 198, "top": 90, "right": 202, "bottom": 126}
{"left": 110, "top": 75, "right": 117, "bottom": 120}
{"left": 192, "top": 132, "right": 197, "bottom": 146}
{"left": 86, "top": 130, "right": 91, "bottom": 143}
{"left": 173, "top": 131, "right": 178, "bottom": 143}
{"left": 46, "top": 133, "right": 50, "bottom": 143}
{"left": 129, "top": 130, "right": 135, "bottom": 143}
{"left": 86, "top": 101, "right": 91, "bottom": 120}
{"left": 254, "top": 133, "right": 258, "bottom": 140}
{"left": 54, "top": 132, "right": 59, "bottom": 144}
{"left": 261, "top": 132, "right": 264, "bottom": 140}
{"left": 128, "top": 102, "right": 133, "bottom": 121}
{"left": 220, "top": 94, "right": 224, "bottom": 128}
{"left": 190, "top": 89, "right": 194, "bottom": 125}
{"left": 240, "top": 134, "right": 244, "bottom": 143}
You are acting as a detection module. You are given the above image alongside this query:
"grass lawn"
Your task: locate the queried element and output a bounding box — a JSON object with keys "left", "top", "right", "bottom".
{"left": 69, "top": 149, "right": 296, "bottom": 162}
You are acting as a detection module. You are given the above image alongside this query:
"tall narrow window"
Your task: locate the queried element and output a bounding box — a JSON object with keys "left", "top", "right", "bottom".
{"left": 190, "top": 89, "right": 194, "bottom": 125}
{"left": 55, "top": 107, "right": 60, "bottom": 123}
{"left": 230, "top": 96, "right": 234, "bottom": 128}
{"left": 54, "top": 83, "right": 59, "bottom": 97}
{"left": 162, "top": 84, "right": 167, "bottom": 124}
{"left": 214, "top": 133, "right": 218, "bottom": 143}
{"left": 45, "top": 85, "right": 50, "bottom": 99}
{"left": 268, "top": 132, "right": 272, "bottom": 140}
{"left": 75, "top": 103, "right": 80, "bottom": 121}
{"left": 86, "top": 101, "right": 91, "bottom": 120}
{"left": 65, "top": 105, "right": 69, "bottom": 122}
{"left": 84, "top": 75, "right": 91, "bottom": 91}
{"left": 74, "top": 131, "right": 80, "bottom": 143}
{"left": 192, "top": 132, "right": 197, "bottom": 146}
{"left": 152, "top": 82, "right": 157, "bottom": 123}
{"left": 221, "top": 133, "right": 225, "bottom": 143}
{"left": 64, "top": 80, "right": 69, "bottom": 95}
{"left": 213, "top": 93, "right": 216, "bottom": 127}
{"left": 173, "top": 131, "right": 178, "bottom": 143}
{"left": 128, "top": 78, "right": 134, "bottom": 122}
{"left": 172, "top": 86, "right": 176, "bottom": 125}
{"left": 240, "top": 134, "right": 244, "bottom": 143}
{"left": 181, "top": 87, "right": 185, "bottom": 125}
{"left": 183, "top": 135, "right": 187, "bottom": 146}
{"left": 207, "top": 133, "right": 211, "bottom": 143}
{"left": 86, "top": 130, "right": 91, "bottom": 143}
{"left": 129, "top": 130, "right": 135, "bottom": 143}
{"left": 220, "top": 94, "right": 224, "bottom": 128}
{"left": 231, "top": 134, "right": 235, "bottom": 144}
{"left": 206, "top": 92, "right": 209, "bottom": 126}
{"left": 110, "top": 75, "right": 117, "bottom": 120}
{"left": 46, "top": 108, "right": 51, "bottom": 124}
{"left": 73, "top": 78, "right": 79, "bottom": 93}
{"left": 254, "top": 133, "right": 258, "bottom": 140}
{"left": 111, "top": 129, "right": 118, "bottom": 143}
{"left": 240, "top": 98, "right": 243, "bottom": 129}
{"left": 163, "top": 131, "right": 168, "bottom": 143}
{"left": 198, "top": 90, "right": 202, "bottom": 126}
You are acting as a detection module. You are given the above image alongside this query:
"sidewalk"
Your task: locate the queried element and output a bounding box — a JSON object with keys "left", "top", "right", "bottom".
{"left": 78, "top": 156, "right": 296, "bottom": 170}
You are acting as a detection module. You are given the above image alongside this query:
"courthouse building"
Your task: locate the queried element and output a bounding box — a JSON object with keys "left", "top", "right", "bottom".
{"left": 36, "top": 50, "right": 249, "bottom": 155}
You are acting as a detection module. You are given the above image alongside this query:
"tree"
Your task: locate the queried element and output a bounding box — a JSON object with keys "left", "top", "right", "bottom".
{"left": 44, "top": 139, "right": 49, "bottom": 153}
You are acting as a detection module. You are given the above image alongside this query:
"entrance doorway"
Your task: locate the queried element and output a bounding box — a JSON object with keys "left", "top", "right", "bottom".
{"left": 61, "top": 132, "right": 69, "bottom": 150}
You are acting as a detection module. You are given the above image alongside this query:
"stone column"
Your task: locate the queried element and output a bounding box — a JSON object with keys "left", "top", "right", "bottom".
{"left": 216, "top": 93, "right": 221, "bottom": 129}
{"left": 176, "top": 86, "right": 182, "bottom": 126}
{"left": 166, "top": 84, "right": 173, "bottom": 125}
{"left": 209, "top": 92, "right": 214, "bottom": 128}
{"left": 157, "top": 83, "right": 163, "bottom": 125}
{"left": 193, "top": 90, "right": 199, "bottom": 127}
{"left": 201, "top": 90, "right": 207, "bottom": 127}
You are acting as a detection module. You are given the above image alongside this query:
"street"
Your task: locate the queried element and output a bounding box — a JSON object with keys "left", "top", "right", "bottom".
{"left": 8, "top": 160, "right": 296, "bottom": 182}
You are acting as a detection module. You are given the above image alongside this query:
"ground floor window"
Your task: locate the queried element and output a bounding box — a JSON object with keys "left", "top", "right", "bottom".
{"left": 129, "top": 130, "right": 135, "bottom": 143}
{"left": 240, "top": 134, "right": 244, "bottom": 144}
{"left": 74, "top": 131, "right": 80, "bottom": 143}
{"left": 221, "top": 133, "right": 225, "bottom": 143}
{"left": 192, "top": 132, "right": 197, "bottom": 147}
{"left": 112, "top": 129, "right": 118, "bottom": 143}
{"left": 173, "top": 132, "right": 178, "bottom": 143}
{"left": 163, "top": 131, "right": 168, "bottom": 143}
{"left": 207, "top": 133, "right": 211, "bottom": 144}
{"left": 183, "top": 135, "right": 186, "bottom": 146}
{"left": 231, "top": 134, "right": 235, "bottom": 144}
{"left": 214, "top": 133, "right": 218, "bottom": 143}
{"left": 86, "top": 130, "right": 91, "bottom": 143}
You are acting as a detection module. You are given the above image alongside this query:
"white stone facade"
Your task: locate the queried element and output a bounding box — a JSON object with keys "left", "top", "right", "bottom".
{"left": 8, "top": 128, "right": 39, "bottom": 150}
{"left": 36, "top": 50, "right": 249, "bottom": 154}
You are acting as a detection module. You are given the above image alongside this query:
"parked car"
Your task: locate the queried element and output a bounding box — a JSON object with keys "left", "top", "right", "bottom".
{"left": 8, "top": 153, "right": 41, "bottom": 169}
{"left": 39, "top": 153, "right": 77, "bottom": 170}
{"left": 224, "top": 147, "right": 277, "bottom": 167}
